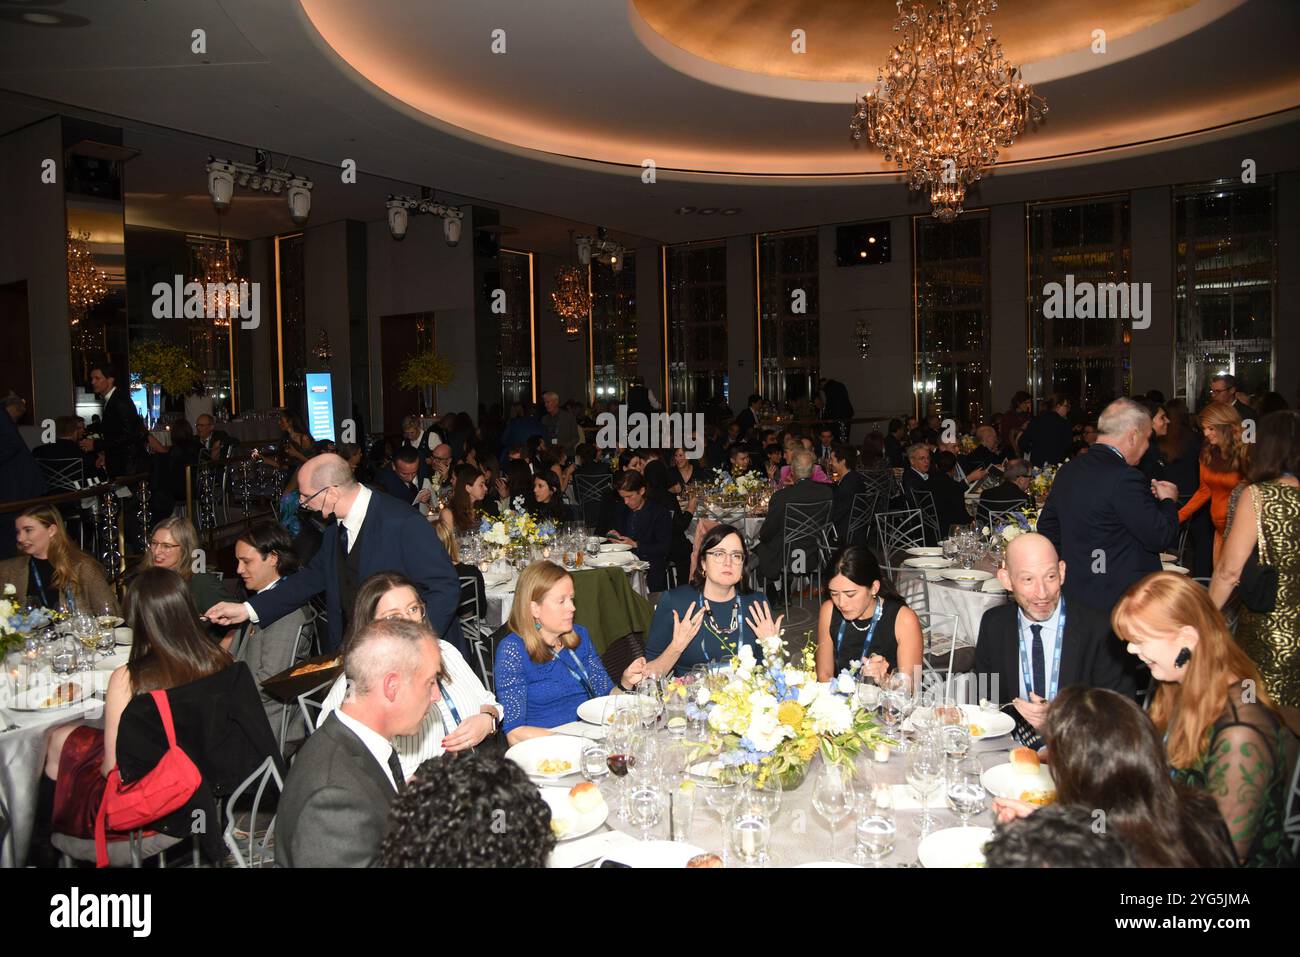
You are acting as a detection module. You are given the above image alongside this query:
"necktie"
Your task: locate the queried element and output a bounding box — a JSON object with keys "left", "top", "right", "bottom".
{"left": 386, "top": 749, "right": 405, "bottom": 794}
{"left": 338, "top": 521, "right": 349, "bottom": 554}
{"left": 1030, "top": 623, "right": 1046, "bottom": 698}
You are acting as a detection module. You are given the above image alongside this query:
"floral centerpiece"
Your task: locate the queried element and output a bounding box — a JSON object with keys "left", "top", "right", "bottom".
{"left": 959, "top": 433, "right": 978, "bottom": 455}
{"left": 0, "top": 584, "right": 59, "bottom": 655}
{"left": 1029, "top": 463, "right": 1059, "bottom": 502}
{"left": 980, "top": 508, "right": 1040, "bottom": 561}
{"left": 479, "top": 496, "right": 557, "bottom": 558}
{"left": 686, "top": 633, "right": 892, "bottom": 788}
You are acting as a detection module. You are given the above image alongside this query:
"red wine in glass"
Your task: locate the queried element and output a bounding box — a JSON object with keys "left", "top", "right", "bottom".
{"left": 607, "top": 754, "right": 636, "bottom": 777}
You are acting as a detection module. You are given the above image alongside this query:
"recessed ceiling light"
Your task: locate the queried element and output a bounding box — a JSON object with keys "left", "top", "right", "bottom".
{"left": 859, "top": 250, "right": 867, "bottom": 258}
{"left": 720, "top": 208, "right": 741, "bottom": 215}
{"left": 675, "top": 206, "right": 696, "bottom": 215}
{"left": 2, "top": 10, "right": 90, "bottom": 27}
{"left": 868, "top": 236, "right": 877, "bottom": 244}
{"left": 697, "top": 208, "right": 717, "bottom": 215}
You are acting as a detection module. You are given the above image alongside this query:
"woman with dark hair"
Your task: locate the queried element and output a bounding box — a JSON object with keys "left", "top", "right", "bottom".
{"left": 860, "top": 431, "right": 887, "bottom": 469}
{"left": 498, "top": 459, "right": 535, "bottom": 513}
{"left": 277, "top": 410, "right": 314, "bottom": 466}
{"left": 1113, "top": 571, "right": 1297, "bottom": 866}
{"left": 379, "top": 751, "right": 556, "bottom": 867}
{"left": 667, "top": 447, "right": 705, "bottom": 492}
{"left": 1, "top": 505, "right": 118, "bottom": 615}
{"left": 999, "top": 391, "right": 1033, "bottom": 451}
{"left": 442, "top": 464, "right": 488, "bottom": 535}
{"left": 529, "top": 470, "right": 572, "bottom": 524}
{"left": 815, "top": 546, "right": 923, "bottom": 682}
{"left": 991, "top": 686, "right": 1236, "bottom": 868}
{"left": 642, "top": 524, "right": 784, "bottom": 679}
{"left": 43, "top": 567, "right": 232, "bottom": 843}
{"left": 1212, "top": 410, "right": 1300, "bottom": 707}
{"left": 318, "top": 570, "right": 502, "bottom": 780}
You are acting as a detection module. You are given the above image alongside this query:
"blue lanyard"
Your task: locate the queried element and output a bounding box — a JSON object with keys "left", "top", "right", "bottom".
{"left": 556, "top": 647, "right": 596, "bottom": 699}
{"left": 28, "top": 558, "right": 52, "bottom": 608}
{"left": 1018, "top": 599, "right": 1066, "bottom": 700}
{"left": 834, "top": 598, "right": 884, "bottom": 659}
{"left": 437, "top": 680, "right": 463, "bottom": 729}
{"left": 1096, "top": 444, "right": 1126, "bottom": 462}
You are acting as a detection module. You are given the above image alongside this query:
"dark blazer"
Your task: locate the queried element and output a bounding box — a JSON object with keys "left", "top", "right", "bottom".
{"left": 0, "top": 410, "right": 48, "bottom": 555}
{"left": 93, "top": 387, "right": 147, "bottom": 478}
{"left": 275, "top": 713, "right": 397, "bottom": 868}
{"left": 930, "top": 472, "right": 972, "bottom": 535}
{"left": 734, "top": 407, "right": 757, "bottom": 439}
{"left": 979, "top": 480, "right": 1030, "bottom": 512}
{"left": 962, "top": 445, "right": 1007, "bottom": 472}
{"left": 755, "top": 478, "right": 833, "bottom": 581}
{"left": 831, "top": 469, "right": 867, "bottom": 545}
{"left": 197, "top": 430, "right": 234, "bottom": 462}
{"left": 610, "top": 499, "right": 672, "bottom": 591}
{"left": 374, "top": 466, "right": 422, "bottom": 506}
{"left": 1018, "top": 410, "right": 1073, "bottom": 467}
{"left": 248, "top": 489, "right": 462, "bottom": 653}
{"left": 884, "top": 435, "right": 907, "bottom": 469}
{"left": 1037, "top": 447, "right": 1179, "bottom": 613}
{"left": 973, "top": 599, "right": 1138, "bottom": 740}
{"left": 900, "top": 467, "right": 933, "bottom": 508}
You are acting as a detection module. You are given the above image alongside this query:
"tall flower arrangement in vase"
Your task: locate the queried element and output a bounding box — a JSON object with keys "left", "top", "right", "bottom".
{"left": 479, "top": 497, "right": 557, "bottom": 557}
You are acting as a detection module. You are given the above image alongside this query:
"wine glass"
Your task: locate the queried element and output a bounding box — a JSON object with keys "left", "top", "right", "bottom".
{"left": 856, "top": 673, "right": 881, "bottom": 713}
{"left": 906, "top": 739, "right": 944, "bottom": 836}
{"left": 941, "top": 724, "right": 972, "bottom": 774}
{"left": 946, "top": 757, "right": 987, "bottom": 826}
{"left": 628, "top": 775, "right": 664, "bottom": 842}
{"left": 728, "top": 790, "right": 772, "bottom": 866}
{"left": 635, "top": 677, "right": 663, "bottom": 732}
{"left": 811, "top": 763, "right": 858, "bottom": 862}
{"left": 853, "top": 779, "right": 897, "bottom": 867}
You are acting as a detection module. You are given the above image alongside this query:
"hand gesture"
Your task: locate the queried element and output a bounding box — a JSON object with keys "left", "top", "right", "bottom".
{"left": 1152, "top": 480, "right": 1178, "bottom": 502}
{"left": 204, "top": 601, "right": 250, "bottom": 627}
{"left": 967, "top": 467, "right": 988, "bottom": 483}
{"left": 860, "top": 653, "right": 889, "bottom": 682}
{"left": 1012, "top": 692, "right": 1049, "bottom": 729}
{"left": 670, "top": 602, "right": 705, "bottom": 650}
{"left": 621, "top": 656, "right": 648, "bottom": 688}
{"left": 494, "top": 476, "right": 508, "bottom": 499}
{"left": 416, "top": 488, "right": 432, "bottom": 504}
{"left": 443, "top": 713, "right": 494, "bottom": 752}
{"left": 991, "top": 797, "right": 1037, "bottom": 824}
{"left": 745, "top": 600, "right": 784, "bottom": 641}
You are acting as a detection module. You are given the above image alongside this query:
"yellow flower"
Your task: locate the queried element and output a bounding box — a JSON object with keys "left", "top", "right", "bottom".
{"left": 777, "top": 700, "right": 805, "bottom": 728}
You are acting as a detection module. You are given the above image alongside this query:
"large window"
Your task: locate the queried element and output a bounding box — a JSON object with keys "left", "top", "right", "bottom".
{"left": 1028, "top": 196, "right": 1132, "bottom": 417}
{"left": 497, "top": 249, "right": 535, "bottom": 410}
{"left": 665, "top": 242, "right": 727, "bottom": 412}
{"left": 914, "top": 212, "right": 990, "bottom": 425}
{"left": 591, "top": 253, "right": 637, "bottom": 403}
{"left": 757, "top": 230, "right": 819, "bottom": 407}
{"left": 1174, "top": 181, "right": 1275, "bottom": 401}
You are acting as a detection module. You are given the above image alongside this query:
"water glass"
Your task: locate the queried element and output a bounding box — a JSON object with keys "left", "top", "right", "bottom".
{"left": 856, "top": 675, "right": 881, "bottom": 712}
{"left": 811, "top": 763, "right": 857, "bottom": 862}
{"left": 853, "top": 781, "right": 897, "bottom": 866}
{"left": 906, "top": 740, "right": 944, "bottom": 836}
{"left": 50, "top": 636, "right": 79, "bottom": 677}
{"left": 629, "top": 780, "right": 664, "bottom": 841}
{"left": 580, "top": 741, "right": 610, "bottom": 782}
{"left": 585, "top": 537, "right": 602, "bottom": 562}
{"left": 663, "top": 689, "right": 688, "bottom": 737}
{"left": 671, "top": 780, "right": 696, "bottom": 843}
{"left": 946, "top": 757, "right": 987, "bottom": 825}
{"left": 728, "top": 792, "right": 772, "bottom": 866}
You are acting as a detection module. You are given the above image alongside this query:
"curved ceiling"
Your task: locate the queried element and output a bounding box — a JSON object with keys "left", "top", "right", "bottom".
{"left": 297, "top": 0, "right": 1298, "bottom": 176}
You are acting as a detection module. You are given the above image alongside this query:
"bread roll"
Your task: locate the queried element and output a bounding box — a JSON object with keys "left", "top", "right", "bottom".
{"left": 569, "top": 781, "right": 605, "bottom": 814}
{"left": 1010, "top": 746, "right": 1040, "bottom": 776}
{"left": 686, "top": 853, "right": 724, "bottom": 868}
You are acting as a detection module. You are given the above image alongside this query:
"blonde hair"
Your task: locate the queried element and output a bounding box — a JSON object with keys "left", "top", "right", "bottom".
{"left": 433, "top": 520, "right": 460, "bottom": 563}
{"left": 507, "top": 560, "right": 579, "bottom": 664}
{"left": 17, "top": 505, "right": 83, "bottom": 599}
{"left": 1112, "top": 571, "right": 1271, "bottom": 769}
{"left": 147, "top": 516, "right": 199, "bottom": 581}
{"left": 1197, "top": 402, "right": 1250, "bottom": 475}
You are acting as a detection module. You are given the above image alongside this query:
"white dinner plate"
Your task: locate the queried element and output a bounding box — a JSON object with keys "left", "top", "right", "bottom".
{"left": 918, "top": 826, "right": 993, "bottom": 868}
{"left": 904, "top": 547, "right": 945, "bottom": 557}
{"left": 505, "top": 735, "right": 585, "bottom": 779}
{"left": 586, "top": 550, "right": 637, "bottom": 567}
{"left": 980, "top": 579, "right": 1008, "bottom": 594}
{"left": 595, "top": 840, "right": 706, "bottom": 868}
{"left": 980, "top": 761, "right": 1057, "bottom": 801}
{"left": 114, "top": 626, "right": 133, "bottom": 646}
{"left": 903, "top": 557, "right": 953, "bottom": 569}
{"left": 956, "top": 704, "right": 1015, "bottom": 740}
{"left": 576, "top": 694, "right": 640, "bottom": 725}
{"left": 540, "top": 785, "right": 609, "bottom": 841}
{"left": 600, "top": 542, "right": 635, "bottom": 553}
{"left": 938, "top": 568, "right": 994, "bottom": 588}
{"left": 1162, "top": 563, "right": 1190, "bottom": 575}
{"left": 7, "top": 679, "right": 92, "bottom": 712}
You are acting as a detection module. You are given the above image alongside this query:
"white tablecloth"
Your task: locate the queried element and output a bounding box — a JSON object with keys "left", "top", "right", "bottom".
{"left": 926, "top": 578, "right": 1010, "bottom": 647}
{"left": 483, "top": 564, "right": 650, "bottom": 630}
{"left": 1, "top": 647, "right": 126, "bottom": 867}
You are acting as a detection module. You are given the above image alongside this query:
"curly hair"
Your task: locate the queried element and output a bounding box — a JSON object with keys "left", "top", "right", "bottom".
{"left": 379, "top": 752, "right": 557, "bottom": 868}
{"left": 983, "top": 804, "right": 1134, "bottom": 868}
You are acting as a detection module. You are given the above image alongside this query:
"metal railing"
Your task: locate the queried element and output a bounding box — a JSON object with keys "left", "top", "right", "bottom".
{"left": 184, "top": 448, "right": 289, "bottom": 552}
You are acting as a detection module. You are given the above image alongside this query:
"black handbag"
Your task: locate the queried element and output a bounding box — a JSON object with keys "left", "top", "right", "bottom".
{"left": 1236, "top": 489, "right": 1277, "bottom": 614}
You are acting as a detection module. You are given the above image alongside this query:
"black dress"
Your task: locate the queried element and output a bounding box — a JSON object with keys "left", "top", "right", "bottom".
{"left": 828, "top": 598, "right": 904, "bottom": 674}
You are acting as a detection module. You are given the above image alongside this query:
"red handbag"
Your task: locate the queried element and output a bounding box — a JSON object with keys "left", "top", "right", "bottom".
{"left": 94, "top": 689, "right": 202, "bottom": 867}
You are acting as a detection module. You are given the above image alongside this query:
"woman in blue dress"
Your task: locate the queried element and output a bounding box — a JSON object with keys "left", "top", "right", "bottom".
{"left": 494, "top": 561, "right": 647, "bottom": 745}
{"left": 642, "top": 524, "right": 785, "bottom": 679}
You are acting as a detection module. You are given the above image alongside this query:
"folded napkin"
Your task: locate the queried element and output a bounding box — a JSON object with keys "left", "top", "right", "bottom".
{"left": 548, "top": 829, "right": 640, "bottom": 868}
{"left": 552, "top": 720, "right": 606, "bottom": 741}
{"left": 890, "top": 785, "right": 929, "bottom": 811}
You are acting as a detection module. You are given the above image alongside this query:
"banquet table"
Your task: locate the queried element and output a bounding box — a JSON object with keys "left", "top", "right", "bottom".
{"left": 0, "top": 647, "right": 126, "bottom": 868}
{"left": 546, "top": 730, "right": 1016, "bottom": 868}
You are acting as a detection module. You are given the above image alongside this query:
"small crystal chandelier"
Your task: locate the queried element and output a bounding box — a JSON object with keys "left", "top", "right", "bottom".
{"left": 850, "top": 0, "right": 1047, "bottom": 222}
{"left": 312, "top": 329, "right": 333, "bottom": 366}
{"left": 551, "top": 266, "right": 590, "bottom": 338}
{"left": 191, "top": 240, "right": 246, "bottom": 329}
{"left": 854, "top": 317, "right": 872, "bottom": 359}
{"left": 66, "top": 230, "right": 108, "bottom": 322}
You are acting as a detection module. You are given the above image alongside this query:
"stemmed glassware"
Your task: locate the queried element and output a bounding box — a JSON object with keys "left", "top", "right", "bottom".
{"left": 945, "top": 757, "right": 987, "bottom": 827}
{"left": 604, "top": 704, "right": 640, "bottom": 820}
{"left": 906, "top": 737, "right": 944, "bottom": 836}
{"left": 728, "top": 787, "right": 773, "bottom": 866}
{"left": 635, "top": 677, "right": 663, "bottom": 732}
{"left": 811, "top": 763, "right": 858, "bottom": 862}
{"left": 853, "top": 773, "right": 897, "bottom": 867}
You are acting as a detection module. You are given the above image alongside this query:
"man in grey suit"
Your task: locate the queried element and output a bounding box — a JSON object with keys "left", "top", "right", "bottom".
{"left": 276, "top": 618, "right": 442, "bottom": 868}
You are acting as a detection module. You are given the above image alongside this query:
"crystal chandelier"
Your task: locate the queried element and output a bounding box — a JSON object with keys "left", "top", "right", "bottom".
{"left": 850, "top": 0, "right": 1047, "bottom": 222}
{"left": 551, "top": 265, "right": 590, "bottom": 338}
{"left": 191, "top": 240, "right": 245, "bottom": 328}
{"left": 66, "top": 230, "right": 108, "bottom": 322}
{"left": 854, "top": 317, "right": 872, "bottom": 359}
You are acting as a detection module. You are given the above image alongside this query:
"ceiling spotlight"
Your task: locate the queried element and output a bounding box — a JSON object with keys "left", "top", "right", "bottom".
{"left": 206, "top": 154, "right": 310, "bottom": 220}
{"left": 859, "top": 250, "right": 867, "bottom": 258}
{"left": 443, "top": 208, "right": 463, "bottom": 247}
{"left": 386, "top": 198, "right": 409, "bottom": 241}
{"left": 698, "top": 208, "right": 717, "bottom": 215}
{"left": 720, "top": 208, "right": 741, "bottom": 215}
{"left": 206, "top": 158, "right": 236, "bottom": 211}
{"left": 675, "top": 206, "right": 696, "bottom": 215}
{"left": 577, "top": 239, "right": 592, "bottom": 265}
{"left": 385, "top": 193, "right": 462, "bottom": 244}
{"left": 868, "top": 236, "right": 877, "bottom": 244}
{"left": 575, "top": 229, "right": 623, "bottom": 271}
{"left": 287, "top": 177, "right": 313, "bottom": 226}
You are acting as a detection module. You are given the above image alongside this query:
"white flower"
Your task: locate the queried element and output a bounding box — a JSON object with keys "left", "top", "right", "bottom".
{"left": 695, "top": 686, "right": 711, "bottom": 707}
{"left": 797, "top": 682, "right": 821, "bottom": 708}
{"left": 808, "top": 694, "right": 853, "bottom": 735}
{"left": 1001, "top": 525, "right": 1023, "bottom": 543}
{"left": 784, "top": 669, "right": 808, "bottom": 688}
{"left": 746, "top": 710, "right": 789, "bottom": 752}
{"left": 756, "top": 632, "right": 783, "bottom": 661}
{"left": 981, "top": 526, "right": 991, "bottom": 536}
{"left": 3, "top": 584, "right": 14, "bottom": 596}
{"left": 835, "top": 674, "right": 856, "bottom": 696}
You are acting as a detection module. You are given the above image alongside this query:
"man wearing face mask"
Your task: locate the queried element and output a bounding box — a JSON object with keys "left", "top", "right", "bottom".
{"left": 974, "top": 533, "right": 1137, "bottom": 747}
{"left": 1037, "top": 398, "right": 1180, "bottom": 615}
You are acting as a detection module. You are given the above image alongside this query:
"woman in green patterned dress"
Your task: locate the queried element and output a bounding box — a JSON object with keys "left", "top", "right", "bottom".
{"left": 1212, "top": 410, "right": 1300, "bottom": 709}
{"left": 1114, "top": 571, "right": 1297, "bottom": 867}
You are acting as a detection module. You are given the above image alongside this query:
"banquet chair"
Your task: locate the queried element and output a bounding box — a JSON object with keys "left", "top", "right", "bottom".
{"left": 844, "top": 490, "right": 879, "bottom": 549}
{"left": 601, "top": 632, "right": 647, "bottom": 688}
{"left": 296, "top": 678, "right": 334, "bottom": 737}
{"left": 274, "top": 614, "right": 322, "bottom": 756}
{"left": 222, "top": 755, "right": 283, "bottom": 868}
{"left": 574, "top": 474, "right": 612, "bottom": 528}
{"left": 910, "top": 488, "right": 941, "bottom": 546}
{"left": 1285, "top": 750, "right": 1300, "bottom": 858}
{"left": 37, "top": 456, "right": 91, "bottom": 548}
{"left": 779, "top": 501, "right": 833, "bottom": 608}
{"left": 914, "top": 611, "right": 969, "bottom": 696}
{"left": 979, "top": 505, "right": 1026, "bottom": 533}
{"left": 458, "top": 574, "right": 490, "bottom": 687}
{"left": 874, "top": 509, "right": 925, "bottom": 566}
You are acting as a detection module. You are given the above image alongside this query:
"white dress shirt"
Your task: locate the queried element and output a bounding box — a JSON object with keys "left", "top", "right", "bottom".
{"left": 1016, "top": 599, "right": 1064, "bottom": 700}
{"left": 319, "top": 640, "right": 503, "bottom": 780}
{"left": 332, "top": 707, "right": 400, "bottom": 792}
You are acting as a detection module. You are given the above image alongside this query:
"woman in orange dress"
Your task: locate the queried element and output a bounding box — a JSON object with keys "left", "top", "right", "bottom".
{"left": 1177, "top": 402, "right": 1249, "bottom": 562}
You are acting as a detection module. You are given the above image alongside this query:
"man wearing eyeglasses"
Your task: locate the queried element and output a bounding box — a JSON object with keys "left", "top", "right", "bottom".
{"left": 1208, "top": 373, "right": 1255, "bottom": 431}
{"left": 203, "top": 453, "right": 463, "bottom": 655}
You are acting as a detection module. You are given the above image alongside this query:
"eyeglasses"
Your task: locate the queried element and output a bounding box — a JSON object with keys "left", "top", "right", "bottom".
{"left": 706, "top": 549, "right": 746, "bottom": 565}
{"left": 381, "top": 602, "right": 426, "bottom": 622}
{"left": 298, "top": 485, "right": 337, "bottom": 507}
{"left": 148, "top": 540, "right": 181, "bottom": 551}
{"left": 1209, "top": 387, "right": 1229, "bottom": 395}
